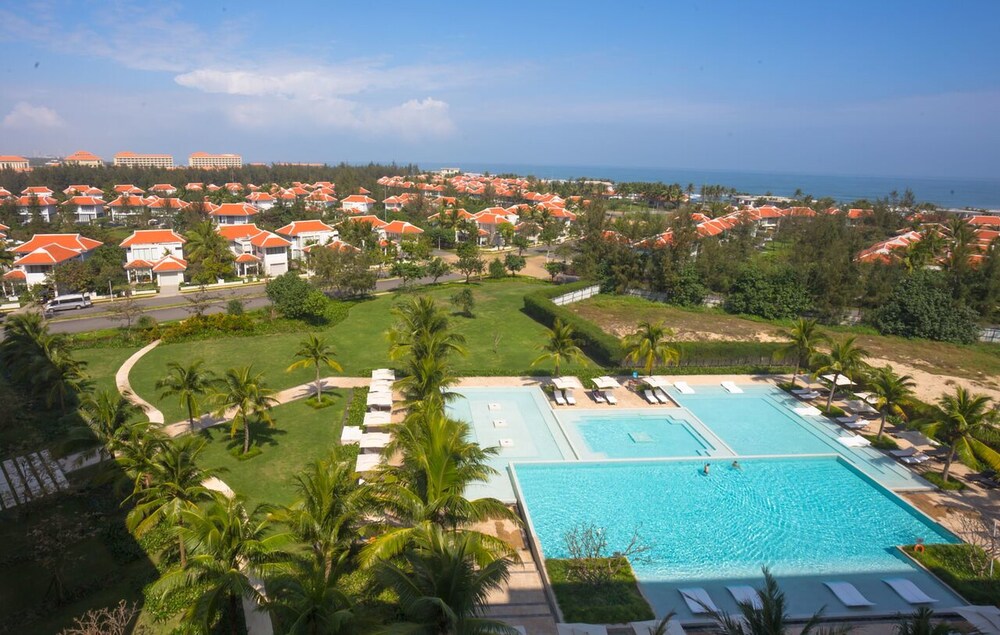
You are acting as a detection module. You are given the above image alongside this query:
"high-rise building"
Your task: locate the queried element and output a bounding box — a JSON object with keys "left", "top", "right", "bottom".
{"left": 63, "top": 150, "right": 104, "bottom": 167}
{"left": 189, "top": 152, "right": 242, "bottom": 169}
{"left": 113, "top": 152, "right": 174, "bottom": 168}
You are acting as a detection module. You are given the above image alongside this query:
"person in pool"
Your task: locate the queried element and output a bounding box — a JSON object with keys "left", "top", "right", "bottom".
{"left": 732, "top": 460, "right": 741, "bottom": 470}
{"left": 703, "top": 463, "right": 710, "bottom": 475}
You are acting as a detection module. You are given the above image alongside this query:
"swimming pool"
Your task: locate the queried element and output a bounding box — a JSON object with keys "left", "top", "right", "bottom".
{"left": 513, "top": 456, "right": 965, "bottom": 619}
{"left": 556, "top": 409, "right": 731, "bottom": 459}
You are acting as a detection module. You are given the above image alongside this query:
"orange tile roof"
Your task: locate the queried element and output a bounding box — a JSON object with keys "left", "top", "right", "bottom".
{"left": 276, "top": 220, "right": 334, "bottom": 236}
{"left": 342, "top": 194, "right": 375, "bottom": 204}
{"left": 0, "top": 155, "right": 28, "bottom": 162}
{"left": 14, "top": 233, "right": 102, "bottom": 253}
{"left": 383, "top": 220, "right": 424, "bottom": 235}
{"left": 16, "top": 195, "right": 57, "bottom": 206}
{"left": 209, "top": 203, "right": 258, "bottom": 217}
{"left": 22, "top": 186, "right": 53, "bottom": 195}
{"left": 968, "top": 215, "right": 1000, "bottom": 227}
{"left": 64, "top": 150, "right": 102, "bottom": 162}
{"left": 124, "top": 259, "right": 154, "bottom": 269}
{"left": 3, "top": 269, "right": 26, "bottom": 280}
{"left": 152, "top": 255, "right": 188, "bottom": 272}
{"left": 343, "top": 215, "right": 388, "bottom": 229}
{"left": 13, "top": 243, "right": 85, "bottom": 266}
{"left": 217, "top": 224, "right": 264, "bottom": 241}
{"left": 250, "top": 231, "right": 291, "bottom": 248}
{"left": 120, "top": 229, "right": 186, "bottom": 247}
{"left": 235, "top": 253, "right": 261, "bottom": 263}
{"left": 62, "top": 196, "right": 104, "bottom": 206}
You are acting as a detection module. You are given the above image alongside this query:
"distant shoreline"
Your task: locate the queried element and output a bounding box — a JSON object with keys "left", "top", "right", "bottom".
{"left": 422, "top": 162, "right": 1000, "bottom": 210}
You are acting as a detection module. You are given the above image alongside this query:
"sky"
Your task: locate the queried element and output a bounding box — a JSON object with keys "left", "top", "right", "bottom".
{"left": 1, "top": 0, "right": 999, "bottom": 179}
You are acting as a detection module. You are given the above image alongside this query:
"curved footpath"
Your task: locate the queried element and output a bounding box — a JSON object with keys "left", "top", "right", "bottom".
{"left": 116, "top": 340, "right": 165, "bottom": 424}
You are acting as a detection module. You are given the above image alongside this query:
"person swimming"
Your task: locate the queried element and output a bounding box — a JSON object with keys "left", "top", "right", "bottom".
{"left": 703, "top": 463, "right": 710, "bottom": 475}
{"left": 732, "top": 460, "right": 741, "bottom": 470}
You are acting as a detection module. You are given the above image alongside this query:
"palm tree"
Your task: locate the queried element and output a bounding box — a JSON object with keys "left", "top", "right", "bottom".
{"left": 812, "top": 336, "right": 870, "bottom": 410}
{"left": 156, "top": 360, "right": 217, "bottom": 431}
{"left": 265, "top": 555, "right": 357, "bottom": 635}
{"left": 213, "top": 365, "right": 278, "bottom": 455}
{"left": 287, "top": 335, "right": 343, "bottom": 402}
{"left": 387, "top": 295, "right": 467, "bottom": 362}
{"left": 112, "top": 420, "right": 168, "bottom": 493}
{"left": 894, "top": 607, "right": 951, "bottom": 635}
{"left": 155, "top": 496, "right": 290, "bottom": 635}
{"left": 63, "top": 389, "right": 142, "bottom": 461}
{"left": 776, "top": 318, "right": 828, "bottom": 388}
{"left": 38, "top": 340, "right": 88, "bottom": 410}
{"left": 531, "top": 318, "right": 588, "bottom": 377}
{"left": 706, "top": 567, "right": 833, "bottom": 635}
{"left": 622, "top": 321, "right": 679, "bottom": 376}
{"left": 397, "top": 353, "right": 460, "bottom": 408}
{"left": 918, "top": 387, "right": 1000, "bottom": 482}
{"left": 127, "top": 436, "right": 219, "bottom": 567}
{"left": 867, "top": 366, "right": 916, "bottom": 439}
{"left": 374, "top": 525, "right": 516, "bottom": 635}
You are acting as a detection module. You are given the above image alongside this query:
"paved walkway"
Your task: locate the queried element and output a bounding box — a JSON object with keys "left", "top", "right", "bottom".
{"left": 116, "top": 339, "right": 165, "bottom": 424}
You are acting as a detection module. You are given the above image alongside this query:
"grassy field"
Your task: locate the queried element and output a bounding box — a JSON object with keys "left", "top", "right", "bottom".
{"left": 130, "top": 279, "right": 592, "bottom": 423}
{"left": 567, "top": 295, "right": 1000, "bottom": 386}
{"left": 75, "top": 345, "right": 140, "bottom": 397}
{"left": 197, "top": 390, "right": 351, "bottom": 508}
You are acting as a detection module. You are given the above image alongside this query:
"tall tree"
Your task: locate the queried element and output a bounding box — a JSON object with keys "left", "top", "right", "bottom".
{"left": 287, "top": 335, "right": 343, "bottom": 402}
{"left": 812, "top": 336, "right": 869, "bottom": 410}
{"left": 156, "top": 360, "right": 218, "bottom": 431}
{"left": 621, "top": 321, "right": 680, "bottom": 376}
{"left": 867, "top": 366, "right": 916, "bottom": 439}
{"left": 530, "top": 318, "right": 588, "bottom": 377}
{"left": 918, "top": 387, "right": 1000, "bottom": 482}
{"left": 776, "top": 319, "right": 828, "bottom": 388}
{"left": 213, "top": 365, "right": 278, "bottom": 455}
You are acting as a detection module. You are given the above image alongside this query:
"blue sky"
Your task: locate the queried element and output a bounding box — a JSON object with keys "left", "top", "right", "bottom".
{"left": 1, "top": 1, "right": 998, "bottom": 178}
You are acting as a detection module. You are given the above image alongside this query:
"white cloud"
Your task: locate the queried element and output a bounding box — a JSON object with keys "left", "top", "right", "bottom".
{"left": 2, "top": 102, "right": 65, "bottom": 129}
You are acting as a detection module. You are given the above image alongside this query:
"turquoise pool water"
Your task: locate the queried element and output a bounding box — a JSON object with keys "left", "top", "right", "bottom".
{"left": 556, "top": 409, "right": 727, "bottom": 459}
{"left": 513, "top": 457, "right": 964, "bottom": 618}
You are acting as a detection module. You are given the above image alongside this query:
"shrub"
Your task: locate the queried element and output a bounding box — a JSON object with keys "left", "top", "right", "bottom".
{"left": 160, "top": 313, "right": 256, "bottom": 343}
{"left": 488, "top": 257, "right": 507, "bottom": 279}
{"left": 904, "top": 544, "right": 1000, "bottom": 605}
{"left": 922, "top": 471, "right": 967, "bottom": 491}
{"left": 546, "top": 558, "right": 654, "bottom": 623}
{"left": 523, "top": 283, "right": 623, "bottom": 366}
{"left": 346, "top": 387, "right": 369, "bottom": 428}
{"left": 226, "top": 298, "right": 245, "bottom": 315}
{"left": 871, "top": 270, "right": 980, "bottom": 343}
{"left": 862, "top": 433, "right": 899, "bottom": 450}
{"left": 266, "top": 272, "right": 328, "bottom": 321}
{"left": 724, "top": 265, "right": 811, "bottom": 320}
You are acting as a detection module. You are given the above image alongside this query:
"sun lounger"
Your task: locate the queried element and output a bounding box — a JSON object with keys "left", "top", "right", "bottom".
{"left": 792, "top": 388, "right": 815, "bottom": 395}
{"left": 838, "top": 435, "right": 871, "bottom": 448}
{"left": 631, "top": 619, "right": 686, "bottom": 635}
{"left": 679, "top": 587, "right": 719, "bottom": 614}
{"left": 727, "top": 585, "right": 763, "bottom": 610}
{"left": 603, "top": 390, "right": 618, "bottom": 405}
{"left": 721, "top": 381, "right": 743, "bottom": 394}
{"left": 674, "top": 381, "right": 695, "bottom": 394}
{"left": 891, "top": 447, "right": 918, "bottom": 457}
{"left": 824, "top": 581, "right": 874, "bottom": 607}
{"left": 842, "top": 419, "right": 869, "bottom": 430}
{"left": 643, "top": 389, "right": 659, "bottom": 404}
{"left": 837, "top": 414, "right": 859, "bottom": 424}
{"left": 899, "top": 454, "right": 930, "bottom": 465}
{"left": 954, "top": 606, "right": 1000, "bottom": 634}
{"left": 592, "top": 390, "right": 606, "bottom": 404}
{"left": 557, "top": 624, "right": 608, "bottom": 635}
{"left": 553, "top": 390, "right": 567, "bottom": 406}
{"left": 883, "top": 578, "right": 937, "bottom": 604}
{"left": 795, "top": 391, "right": 821, "bottom": 400}
{"left": 565, "top": 391, "right": 577, "bottom": 405}
{"left": 653, "top": 388, "right": 671, "bottom": 404}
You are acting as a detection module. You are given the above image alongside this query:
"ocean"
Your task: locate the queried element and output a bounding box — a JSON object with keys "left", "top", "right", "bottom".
{"left": 421, "top": 162, "right": 1000, "bottom": 210}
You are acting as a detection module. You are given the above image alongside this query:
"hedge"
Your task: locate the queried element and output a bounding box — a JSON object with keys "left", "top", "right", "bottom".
{"left": 523, "top": 282, "right": 623, "bottom": 366}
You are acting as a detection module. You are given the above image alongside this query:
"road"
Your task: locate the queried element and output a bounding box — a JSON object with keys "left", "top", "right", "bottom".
{"left": 43, "top": 272, "right": 467, "bottom": 334}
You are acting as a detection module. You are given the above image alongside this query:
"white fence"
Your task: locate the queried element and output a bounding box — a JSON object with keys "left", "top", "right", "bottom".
{"left": 981, "top": 327, "right": 1000, "bottom": 343}
{"left": 551, "top": 284, "right": 600, "bottom": 306}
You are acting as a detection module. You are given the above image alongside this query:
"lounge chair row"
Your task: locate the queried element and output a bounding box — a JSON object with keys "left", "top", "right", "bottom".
{"left": 676, "top": 577, "right": 937, "bottom": 616}
{"left": 642, "top": 387, "right": 672, "bottom": 405}
{"left": 592, "top": 390, "right": 617, "bottom": 405}
{"left": 552, "top": 389, "right": 577, "bottom": 406}
{"left": 891, "top": 447, "right": 931, "bottom": 464}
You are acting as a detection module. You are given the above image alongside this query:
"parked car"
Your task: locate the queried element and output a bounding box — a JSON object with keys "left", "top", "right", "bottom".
{"left": 44, "top": 293, "right": 92, "bottom": 316}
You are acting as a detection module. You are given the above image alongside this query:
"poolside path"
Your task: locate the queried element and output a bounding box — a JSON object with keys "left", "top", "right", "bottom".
{"left": 116, "top": 339, "right": 165, "bottom": 424}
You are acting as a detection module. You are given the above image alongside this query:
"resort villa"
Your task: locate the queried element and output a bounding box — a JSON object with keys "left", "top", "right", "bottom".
{"left": 217, "top": 224, "right": 291, "bottom": 277}
{"left": 4, "top": 233, "right": 102, "bottom": 289}
{"left": 275, "top": 220, "right": 339, "bottom": 260}
{"left": 120, "top": 229, "right": 188, "bottom": 290}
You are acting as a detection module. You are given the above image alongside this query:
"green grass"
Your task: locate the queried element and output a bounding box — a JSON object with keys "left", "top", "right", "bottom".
{"left": 196, "top": 391, "right": 349, "bottom": 507}
{"left": 922, "top": 471, "right": 968, "bottom": 491}
{"left": 905, "top": 544, "right": 1000, "bottom": 606}
{"left": 131, "top": 279, "right": 592, "bottom": 423}
{"left": 862, "top": 433, "right": 900, "bottom": 451}
{"left": 546, "top": 558, "right": 654, "bottom": 623}
{"left": 75, "top": 345, "right": 140, "bottom": 397}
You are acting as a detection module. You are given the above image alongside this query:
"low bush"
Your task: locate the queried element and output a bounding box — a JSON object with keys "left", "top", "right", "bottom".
{"left": 160, "top": 313, "right": 256, "bottom": 343}
{"left": 863, "top": 434, "right": 900, "bottom": 451}
{"left": 820, "top": 404, "right": 847, "bottom": 417}
{"left": 346, "top": 387, "right": 369, "bottom": 428}
{"left": 546, "top": 558, "right": 654, "bottom": 624}
{"left": 922, "top": 471, "right": 967, "bottom": 491}
{"left": 904, "top": 544, "right": 999, "bottom": 605}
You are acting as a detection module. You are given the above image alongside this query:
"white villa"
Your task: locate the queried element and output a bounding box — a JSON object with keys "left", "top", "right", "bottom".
{"left": 217, "top": 224, "right": 291, "bottom": 277}
{"left": 5, "top": 233, "right": 103, "bottom": 289}
{"left": 120, "top": 229, "right": 187, "bottom": 290}
{"left": 276, "top": 220, "right": 339, "bottom": 260}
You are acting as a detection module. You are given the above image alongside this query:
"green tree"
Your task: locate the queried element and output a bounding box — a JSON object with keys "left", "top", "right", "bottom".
{"left": 127, "top": 436, "right": 218, "bottom": 567}
{"left": 156, "top": 496, "right": 289, "bottom": 634}
{"left": 213, "top": 365, "right": 278, "bottom": 455}
{"left": 186, "top": 220, "right": 235, "bottom": 284}
{"left": 503, "top": 253, "right": 526, "bottom": 277}
{"left": 267, "top": 271, "right": 328, "bottom": 322}
{"left": 374, "top": 525, "right": 515, "bottom": 635}
{"left": 156, "top": 360, "right": 218, "bottom": 431}
{"left": 62, "top": 389, "right": 142, "bottom": 461}
{"left": 894, "top": 607, "right": 952, "bottom": 635}
{"left": 622, "top": 321, "right": 680, "bottom": 376}
{"left": 812, "top": 336, "right": 870, "bottom": 410}
{"left": 724, "top": 265, "right": 811, "bottom": 320}
{"left": 487, "top": 257, "right": 506, "bottom": 279}
{"left": 543, "top": 261, "right": 565, "bottom": 280}
{"left": 287, "top": 335, "right": 343, "bottom": 402}
{"left": 706, "top": 567, "right": 833, "bottom": 635}
{"left": 867, "top": 366, "right": 915, "bottom": 439}
{"left": 425, "top": 256, "right": 452, "bottom": 283}
{"left": 776, "top": 318, "right": 828, "bottom": 387}
{"left": 456, "top": 242, "right": 485, "bottom": 283}
{"left": 531, "top": 318, "right": 588, "bottom": 377}
{"left": 449, "top": 287, "right": 475, "bottom": 317}
{"left": 871, "top": 270, "right": 980, "bottom": 344}
{"left": 918, "top": 387, "right": 1000, "bottom": 482}
{"left": 265, "top": 556, "right": 358, "bottom": 635}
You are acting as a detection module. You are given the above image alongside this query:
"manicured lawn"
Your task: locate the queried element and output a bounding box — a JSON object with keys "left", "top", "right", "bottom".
{"left": 75, "top": 345, "right": 140, "bottom": 397}
{"left": 196, "top": 391, "right": 350, "bottom": 508}
{"left": 130, "top": 279, "right": 593, "bottom": 423}
{"left": 546, "top": 558, "right": 654, "bottom": 623}
{"left": 568, "top": 295, "right": 1000, "bottom": 383}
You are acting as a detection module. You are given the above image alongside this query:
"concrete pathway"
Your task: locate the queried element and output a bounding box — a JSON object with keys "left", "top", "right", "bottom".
{"left": 116, "top": 339, "right": 165, "bottom": 424}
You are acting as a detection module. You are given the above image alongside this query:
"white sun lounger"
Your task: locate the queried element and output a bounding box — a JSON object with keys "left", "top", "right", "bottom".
{"left": 837, "top": 414, "right": 859, "bottom": 423}
{"left": 553, "top": 390, "right": 567, "bottom": 406}
{"left": 727, "top": 585, "right": 763, "bottom": 609}
{"left": 564, "top": 390, "right": 577, "bottom": 405}
{"left": 557, "top": 624, "right": 608, "bottom": 635}
{"left": 674, "top": 381, "right": 695, "bottom": 394}
{"left": 795, "top": 391, "right": 820, "bottom": 400}
{"left": 838, "top": 435, "right": 871, "bottom": 448}
{"left": 792, "top": 388, "right": 815, "bottom": 395}
{"left": 899, "top": 454, "right": 930, "bottom": 465}
{"left": 824, "top": 582, "right": 874, "bottom": 607}
{"left": 891, "top": 447, "right": 919, "bottom": 457}
{"left": 883, "top": 578, "right": 937, "bottom": 604}
{"left": 842, "top": 420, "right": 869, "bottom": 430}
{"left": 653, "top": 388, "right": 671, "bottom": 404}
{"left": 954, "top": 606, "right": 1000, "bottom": 634}
{"left": 592, "top": 390, "right": 606, "bottom": 404}
{"left": 679, "top": 587, "right": 719, "bottom": 614}
{"left": 643, "top": 389, "right": 659, "bottom": 404}
{"left": 630, "top": 619, "right": 686, "bottom": 635}
{"left": 721, "top": 381, "right": 743, "bottom": 394}
{"left": 604, "top": 390, "right": 618, "bottom": 405}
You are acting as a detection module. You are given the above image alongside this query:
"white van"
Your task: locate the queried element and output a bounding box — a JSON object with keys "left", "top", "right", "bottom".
{"left": 44, "top": 293, "right": 93, "bottom": 315}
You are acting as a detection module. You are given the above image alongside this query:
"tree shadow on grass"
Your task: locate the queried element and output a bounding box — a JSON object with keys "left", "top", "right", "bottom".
{"left": 199, "top": 417, "right": 288, "bottom": 454}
